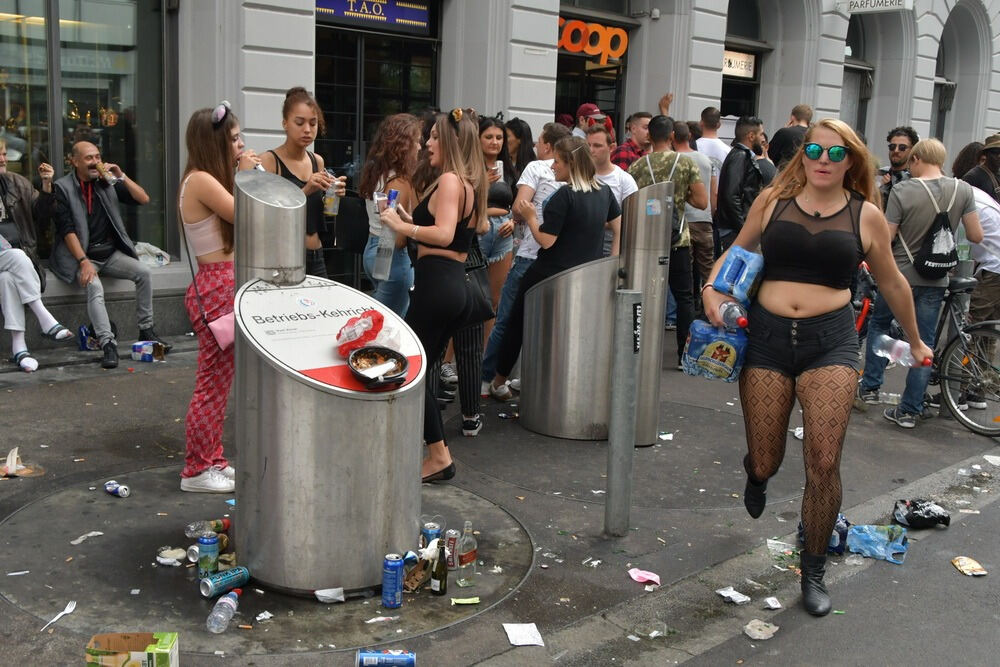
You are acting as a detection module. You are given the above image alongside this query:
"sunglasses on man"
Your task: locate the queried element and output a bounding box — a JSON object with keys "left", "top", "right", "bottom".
{"left": 887, "top": 143, "right": 911, "bottom": 152}
{"left": 803, "top": 143, "right": 849, "bottom": 162}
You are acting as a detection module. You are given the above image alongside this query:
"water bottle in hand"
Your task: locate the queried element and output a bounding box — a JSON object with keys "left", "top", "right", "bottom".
{"left": 718, "top": 302, "right": 748, "bottom": 330}
{"left": 323, "top": 168, "right": 341, "bottom": 216}
{"left": 871, "top": 334, "right": 930, "bottom": 367}
{"left": 206, "top": 589, "right": 241, "bottom": 634}
{"left": 372, "top": 189, "right": 400, "bottom": 281}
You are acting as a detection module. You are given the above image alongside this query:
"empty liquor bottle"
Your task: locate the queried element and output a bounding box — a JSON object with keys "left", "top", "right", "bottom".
{"left": 456, "top": 520, "right": 478, "bottom": 587}
{"left": 430, "top": 538, "right": 448, "bottom": 596}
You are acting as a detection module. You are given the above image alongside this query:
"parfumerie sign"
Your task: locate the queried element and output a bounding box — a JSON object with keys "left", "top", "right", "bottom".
{"left": 722, "top": 50, "right": 755, "bottom": 79}
{"left": 844, "top": 0, "right": 914, "bottom": 13}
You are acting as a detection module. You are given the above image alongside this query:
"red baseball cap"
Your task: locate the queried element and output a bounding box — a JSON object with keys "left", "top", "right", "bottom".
{"left": 576, "top": 103, "right": 604, "bottom": 119}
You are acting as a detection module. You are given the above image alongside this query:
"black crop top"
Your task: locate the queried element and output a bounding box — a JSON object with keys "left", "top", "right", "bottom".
{"left": 760, "top": 191, "right": 864, "bottom": 290}
{"left": 269, "top": 150, "right": 325, "bottom": 236}
{"left": 487, "top": 174, "right": 514, "bottom": 211}
{"left": 412, "top": 180, "right": 477, "bottom": 253}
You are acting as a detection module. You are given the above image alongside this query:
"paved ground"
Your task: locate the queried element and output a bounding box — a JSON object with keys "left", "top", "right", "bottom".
{"left": 0, "top": 332, "right": 997, "bottom": 665}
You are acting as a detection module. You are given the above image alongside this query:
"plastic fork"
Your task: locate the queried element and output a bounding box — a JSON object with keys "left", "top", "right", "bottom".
{"left": 39, "top": 600, "right": 76, "bottom": 632}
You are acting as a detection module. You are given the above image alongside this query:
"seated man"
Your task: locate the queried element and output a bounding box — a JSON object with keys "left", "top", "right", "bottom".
{"left": 51, "top": 141, "right": 171, "bottom": 369}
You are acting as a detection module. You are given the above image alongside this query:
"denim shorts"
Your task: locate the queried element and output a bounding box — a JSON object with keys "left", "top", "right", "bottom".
{"left": 478, "top": 213, "right": 514, "bottom": 264}
{"left": 745, "top": 302, "right": 860, "bottom": 377}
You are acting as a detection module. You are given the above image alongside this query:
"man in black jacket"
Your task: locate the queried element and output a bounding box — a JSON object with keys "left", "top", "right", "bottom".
{"left": 715, "top": 116, "right": 764, "bottom": 251}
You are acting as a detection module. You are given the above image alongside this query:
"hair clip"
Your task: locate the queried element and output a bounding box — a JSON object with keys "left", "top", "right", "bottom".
{"left": 494, "top": 111, "right": 505, "bottom": 121}
{"left": 211, "top": 101, "right": 231, "bottom": 128}
{"left": 571, "top": 143, "right": 587, "bottom": 154}
{"left": 451, "top": 108, "right": 463, "bottom": 124}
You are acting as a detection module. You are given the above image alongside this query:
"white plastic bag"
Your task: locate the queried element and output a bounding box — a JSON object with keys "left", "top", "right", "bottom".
{"left": 134, "top": 242, "right": 171, "bottom": 267}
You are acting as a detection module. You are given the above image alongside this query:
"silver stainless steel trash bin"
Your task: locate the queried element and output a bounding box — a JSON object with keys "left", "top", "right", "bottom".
{"left": 231, "top": 171, "right": 425, "bottom": 595}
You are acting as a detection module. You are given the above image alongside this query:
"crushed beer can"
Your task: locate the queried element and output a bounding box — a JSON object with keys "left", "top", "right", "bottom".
{"left": 131, "top": 341, "right": 166, "bottom": 362}
{"left": 104, "top": 480, "right": 130, "bottom": 498}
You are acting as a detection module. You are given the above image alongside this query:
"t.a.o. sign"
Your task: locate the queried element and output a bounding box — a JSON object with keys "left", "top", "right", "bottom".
{"left": 558, "top": 17, "right": 629, "bottom": 66}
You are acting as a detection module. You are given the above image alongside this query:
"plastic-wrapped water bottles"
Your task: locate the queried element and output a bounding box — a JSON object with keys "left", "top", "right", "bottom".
{"left": 870, "top": 334, "right": 930, "bottom": 367}
{"left": 205, "top": 589, "right": 241, "bottom": 634}
{"left": 682, "top": 320, "right": 748, "bottom": 382}
{"left": 712, "top": 246, "right": 764, "bottom": 306}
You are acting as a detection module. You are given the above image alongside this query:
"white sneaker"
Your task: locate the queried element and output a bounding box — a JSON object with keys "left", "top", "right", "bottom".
{"left": 181, "top": 467, "right": 235, "bottom": 493}
{"left": 508, "top": 377, "right": 521, "bottom": 392}
{"left": 214, "top": 465, "right": 236, "bottom": 481}
{"left": 440, "top": 362, "right": 458, "bottom": 385}
{"left": 489, "top": 380, "right": 514, "bottom": 402}
{"left": 480, "top": 381, "right": 492, "bottom": 398}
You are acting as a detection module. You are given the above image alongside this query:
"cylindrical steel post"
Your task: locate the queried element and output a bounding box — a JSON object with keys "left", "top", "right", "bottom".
{"left": 605, "top": 289, "right": 642, "bottom": 537}
{"left": 233, "top": 170, "right": 307, "bottom": 287}
{"left": 620, "top": 182, "right": 674, "bottom": 446}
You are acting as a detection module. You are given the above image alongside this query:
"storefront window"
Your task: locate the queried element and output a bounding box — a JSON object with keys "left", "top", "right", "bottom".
{"left": 561, "top": 0, "right": 629, "bottom": 13}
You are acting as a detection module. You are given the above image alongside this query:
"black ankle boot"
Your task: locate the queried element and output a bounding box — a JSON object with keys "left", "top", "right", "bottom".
{"left": 800, "top": 552, "right": 831, "bottom": 616}
{"left": 743, "top": 455, "right": 767, "bottom": 519}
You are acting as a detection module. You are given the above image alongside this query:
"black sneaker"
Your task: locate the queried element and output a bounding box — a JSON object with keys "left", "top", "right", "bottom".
{"left": 138, "top": 327, "right": 173, "bottom": 353}
{"left": 928, "top": 393, "right": 967, "bottom": 411}
{"left": 965, "top": 392, "right": 988, "bottom": 410}
{"left": 883, "top": 406, "right": 916, "bottom": 429}
{"left": 101, "top": 341, "right": 119, "bottom": 369}
{"left": 462, "top": 414, "right": 483, "bottom": 436}
{"left": 853, "top": 385, "right": 879, "bottom": 412}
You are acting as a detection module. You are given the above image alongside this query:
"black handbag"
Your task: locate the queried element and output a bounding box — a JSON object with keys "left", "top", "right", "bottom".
{"left": 462, "top": 237, "right": 495, "bottom": 327}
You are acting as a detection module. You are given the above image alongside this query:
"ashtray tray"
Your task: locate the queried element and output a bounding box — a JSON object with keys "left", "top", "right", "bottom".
{"left": 348, "top": 346, "right": 409, "bottom": 389}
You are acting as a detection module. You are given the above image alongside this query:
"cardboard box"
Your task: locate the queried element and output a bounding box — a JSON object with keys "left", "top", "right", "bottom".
{"left": 85, "top": 632, "right": 179, "bottom": 667}
{"left": 131, "top": 341, "right": 166, "bottom": 362}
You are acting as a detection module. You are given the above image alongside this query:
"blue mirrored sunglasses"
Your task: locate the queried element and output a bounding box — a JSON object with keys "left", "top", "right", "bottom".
{"left": 803, "top": 143, "right": 848, "bottom": 162}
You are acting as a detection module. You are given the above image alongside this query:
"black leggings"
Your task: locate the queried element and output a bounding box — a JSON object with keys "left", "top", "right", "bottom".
{"left": 495, "top": 263, "right": 555, "bottom": 378}
{"left": 406, "top": 255, "right": 471, "bottom": 444}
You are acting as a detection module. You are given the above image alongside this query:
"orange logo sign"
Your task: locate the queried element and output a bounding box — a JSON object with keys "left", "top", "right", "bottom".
{"left": 558, "top": 18, "right": 628, "bottom": 66}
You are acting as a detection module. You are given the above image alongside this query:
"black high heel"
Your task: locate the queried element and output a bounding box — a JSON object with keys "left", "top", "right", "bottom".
{"left": 422, "top": 462, "right": 456, "bottom": 484}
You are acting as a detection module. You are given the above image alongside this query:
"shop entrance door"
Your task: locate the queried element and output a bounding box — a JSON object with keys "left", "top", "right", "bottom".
{"left": 720, "top": 78, "right": 758, "bottom": 117}
{"left": 556, "top": 54, "right": 623, "bottom": 137}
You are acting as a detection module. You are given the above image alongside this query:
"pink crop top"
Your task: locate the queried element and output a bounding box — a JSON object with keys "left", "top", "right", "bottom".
{"left": 180, "top": 174, "right": 227, "bottom": 256}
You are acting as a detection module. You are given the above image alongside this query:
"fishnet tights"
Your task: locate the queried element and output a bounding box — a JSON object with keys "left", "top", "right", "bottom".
{"left": 739, "top": 365, "right": 857, "bottom": 554}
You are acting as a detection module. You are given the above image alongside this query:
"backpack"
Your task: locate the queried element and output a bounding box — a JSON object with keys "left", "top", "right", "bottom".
{"left": 898, "top": 178, "right": 960, "bottom": 279}
{"left": 643, "top": 153, "right": 685, "bottom": 246}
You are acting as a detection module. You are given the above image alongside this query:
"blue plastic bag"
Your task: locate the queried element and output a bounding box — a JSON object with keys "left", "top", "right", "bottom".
{"left": 797, "top": 513, "right": 851, "bottom": 555}
{"left": 847, "top": 524, "right": 908, "bottom": 564}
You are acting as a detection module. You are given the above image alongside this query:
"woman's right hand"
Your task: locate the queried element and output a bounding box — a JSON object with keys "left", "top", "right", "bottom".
{"left": 701, "top": 285, "right": 734, "bottom": 327}
{"left": 304, "top": 170, "right": 335, "bottom": 195}
{"left": 238, "top": 150, "right": 261, "bottom": 171}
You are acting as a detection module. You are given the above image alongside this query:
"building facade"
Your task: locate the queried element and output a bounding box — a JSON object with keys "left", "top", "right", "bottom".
{"left": 2, "top": 0, "right": 998, "bottom": 309}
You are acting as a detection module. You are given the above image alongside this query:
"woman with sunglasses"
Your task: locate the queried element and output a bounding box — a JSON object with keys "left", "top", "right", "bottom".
{"left": 359, "top": 113, "right": 422, "bottom": 316}
{"left": 260, "top": 87, "right": 345, "bottom": 278}
{"left": 701, "top": 119, "right": 931, "bottom": 616}
{"left": 177, "top": 103, "right": 260, "bottom": 493}
{"left": 379, "top": 108, "right": 488, "bottom": 482}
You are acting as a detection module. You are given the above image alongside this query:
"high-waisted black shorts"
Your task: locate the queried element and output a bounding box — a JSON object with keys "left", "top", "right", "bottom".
{"left": 745, "top": 302, "right": 860, "bottom": 377}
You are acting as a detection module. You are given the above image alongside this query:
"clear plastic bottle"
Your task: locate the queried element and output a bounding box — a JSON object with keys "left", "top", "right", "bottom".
{"left": 205, "top": 589, "right": 241, "bottom": 634}
{"left": 184, "top": 518, "right": 230, "bottom": 539}
{"left": 335, "top": 316, "right": 373, "bottom": 345}
{"left": 456, "top": 520, "right": 478, "bottom": 587}
{"left": 718, "top": 301, "right": 749, "bottom": 329}
{"left": 871, "top": 334, "right": 930, "bottom": 368}
{"left": 323, "top": 168, "right": 341, "bottom": 216}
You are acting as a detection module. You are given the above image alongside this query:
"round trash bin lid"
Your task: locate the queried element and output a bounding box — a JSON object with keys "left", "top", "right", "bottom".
{"left": 235, "top": 277, "right": 424, "bottom": 395}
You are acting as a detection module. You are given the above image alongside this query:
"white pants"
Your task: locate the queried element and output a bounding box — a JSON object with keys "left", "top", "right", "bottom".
{"left": 0, "top": 249, "right": 40, "bottom": 332}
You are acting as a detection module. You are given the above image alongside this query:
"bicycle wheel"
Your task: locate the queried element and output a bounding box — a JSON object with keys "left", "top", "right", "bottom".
{"left": 939, "top": 324, "right": 1000, "bottom": 437}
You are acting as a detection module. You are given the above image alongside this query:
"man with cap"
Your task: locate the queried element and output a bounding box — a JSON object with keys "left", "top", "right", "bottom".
{"left": 962, "top": 134, "right": 1000, "bottom": 204}
{"left": 572, "top": 103, "right": 606, "bottom": 139}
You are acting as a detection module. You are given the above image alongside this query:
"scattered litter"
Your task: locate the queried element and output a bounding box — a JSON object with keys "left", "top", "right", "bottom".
{"left": 763, "top": 597, "right": 781, "bottom": 610}
{"left": 502, "top": 622, "right": 545, "bottom": 647}
{"left": 791, "top": 426, "right": 803, "bottom": 440}
{"left": 626, "top": 634, "right": 641, "bottom": 642}
{"left": 516, "top": 496, "right": 525, "bottom": 501}
{"left": 983, "top": 454, "right": 1000, "bottom": 466}
{"left": 70, "top": 531, "right": 104, "bottom": 546}
{"left": 559, "top": 597, "right": 570, "bottom": 602}
{"left": 130, "top": 589, "right": 140, "bottom": 595}
{"left": 644, "top": 585, "right": 656, "bottom": 592}
{"left": 955, "top": 499, "right": 972, "bottom": 505}
{"left": 743, "top": 619, "right": 778, "bottom": 640}
{"left": 716, "top": 586, "right": 751, "bottom": 605}
{"left": 489, "top": 565, "right": 503, "bottom": 574}
{"left": 540, "top": 564, "right": 549, "bottom": 569}
{"left": 847, "top": 525, "right": 908, "bottom": 564}
{"left": 254, "top": 588, "right": 265, "bottom": 595}
{"left": 952, "top": 556, "right": 987, "bottom": 576}
{"left": 65, "top": 557, "right": 73, "bottom": 563}
{"left": 726, "top": 402, "right": 735, "bottom": 406}
{"left": 543, "top": 552, "right": 559, "bottom": 560}
{"left": 364, "top": 616, "right": 400, "bottom": 624}
{"left": 893, "top": 499, "right": 950, "bottom": 528}
{"left": 972, "top": 464, "right": 983, "bottom": 470}
{"left": 238, "top": 624, "right": 253, "bottom": 630}
{"left": 451, "top": 597, "right": 480, "bottom": 605}
{"left": 798, "top": 513, "right": 851, "bottom": 555}
{"left": 591, "top": 489, "right": 605, "bottom": 495}
{"left": 657, "top": 537, "right": 666, "bottom": 544}
{"left": 255, "top": 611, "right": 274, "bottom": 622}
{"left": 766, "top": 539, "right": 794, "bottom": 556}
{"left": 7, "top": 571, "right": 29, "bottom": 576}
{"left": 155, "top": 547, "right": 185, "bottom": 567}
{"left": 658, "top": 432, "right": 673, "bottom": 441}
{"left": 632, "top": 621, "right": 668, "bottom": 639}
{"left": 628, "top": 568, "right": 661, "bottom": 586}
{"left": 73, "top": 458, "right": 85, "bottom": 463}
{"left": 585, "top": 559, "right": 601, "bottom": 568}
{"left": 832, "top": 610, "right": 846, "bottom": 615}
{"left": 1, "top": 447, "right": 45, "bottom": 477}
{"left": 214, "top": 651, "right": 225, "bottom": 656}
{"left": 744, "top": 578, "right": 765, "bottom": 590}
{"left": 315, "top": 588, "right": 345, "bottom": 603}
{"left": 844, "top": 554, "right": 864, "bottom": 566}
{"left": 39, "top": 445, "right": 48, "bottom": 449}
{"left": 225, "top": 499, "right": 236, "bottom": 506}
{"left": 960, "top": 509, "right": 981, "bottom": 514}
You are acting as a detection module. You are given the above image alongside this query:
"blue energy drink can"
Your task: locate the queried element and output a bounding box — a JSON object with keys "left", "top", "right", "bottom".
{"left": 200, "top": 565, "right": 250, "bottom": 598}
{"left": 356, "top": 649, "right": 416, "bottom": 666}
{"left": 381, "top": 553, "right": 404, "bottom": 609}
{"left": 196, "top": 533, "right": 219, "bottom": 579}
{"left": 104, "top": 480, "right": 130, "bottom": 498}
{"left": 420, "top": 521, "right": 442, "bottom": 549}
{"left": 386, "top": 188, "right": 399, "bottom": 209}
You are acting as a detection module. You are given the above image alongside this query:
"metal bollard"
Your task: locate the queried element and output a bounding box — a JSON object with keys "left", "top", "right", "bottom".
{"left": 605, "top": 289, "right": 642, "bottom": 537}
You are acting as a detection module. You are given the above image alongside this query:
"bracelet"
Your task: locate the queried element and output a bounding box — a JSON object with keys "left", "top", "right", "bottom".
{"left": 77, "top": 256, "right": 88, "bottom": 264}
{"left": 412, "top": 224, "right": 418, "bottom": 239}
{"left": 700, "top": 283, "right": 715, "bottom": 295}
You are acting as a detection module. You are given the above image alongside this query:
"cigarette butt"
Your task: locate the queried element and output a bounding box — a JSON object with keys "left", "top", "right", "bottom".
{"left": 238, "top": 624, "right": 253, "bottom": 630}
{"left": 156, "top": 512, "right": 168, "bottom": 516}
{"left": 65, "top": 557, "right": 73, "bottom": 562}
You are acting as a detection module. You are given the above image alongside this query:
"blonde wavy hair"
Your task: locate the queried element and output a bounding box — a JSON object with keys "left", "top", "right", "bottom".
{"left": 765, "top": 118, "right": 881, "bottom": 208}
{"left": 426, "top": 109, "right": 488, "bottom": 234}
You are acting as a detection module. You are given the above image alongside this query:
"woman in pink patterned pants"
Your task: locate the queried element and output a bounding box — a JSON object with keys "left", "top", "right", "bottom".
{"left": 178, "top": 102, "right": 261, "bottom": 493}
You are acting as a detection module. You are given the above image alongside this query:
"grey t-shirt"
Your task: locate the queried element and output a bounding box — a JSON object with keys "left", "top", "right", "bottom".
{"left": 682, "top": 150, "right": 715, "bottom": 224}
{"left": 885, "top": 176, "right": 976, "bottom": 287}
